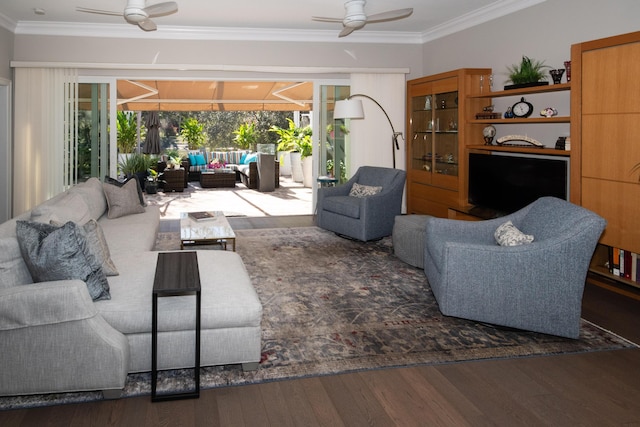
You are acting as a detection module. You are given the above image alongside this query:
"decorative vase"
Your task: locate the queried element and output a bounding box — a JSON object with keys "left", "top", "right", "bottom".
{"left": 564, "top": 61, "right": 572, "bottom": 82}
{"left": 549, "top": 69, "right": 565, "bottom": 84}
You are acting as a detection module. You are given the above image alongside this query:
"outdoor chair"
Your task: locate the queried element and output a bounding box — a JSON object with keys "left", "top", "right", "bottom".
{"left": 316, "top": 166, "right": 406, "bottom": 241}
{"left": 422, "top": 197, "right": 606, "bottom": 338}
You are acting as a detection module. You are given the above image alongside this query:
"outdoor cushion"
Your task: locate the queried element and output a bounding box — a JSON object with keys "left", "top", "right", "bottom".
{"left": 195, "top": 154, "right": 206, "bottom": 166}
{"left": 243, "top": 153, "right": 258, "bottom": 164}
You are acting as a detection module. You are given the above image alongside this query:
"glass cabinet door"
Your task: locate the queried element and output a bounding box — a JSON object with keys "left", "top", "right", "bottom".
{"left": 410, "top": 89, "right": 434, "bottom": 177}
{"left": 432, "top": 90, "right": 458, "bottom": 177}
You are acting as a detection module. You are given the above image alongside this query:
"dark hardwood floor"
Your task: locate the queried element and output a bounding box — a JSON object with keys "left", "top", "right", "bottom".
{"left": 3, "top": 215, "right": 640, "bottom": 426}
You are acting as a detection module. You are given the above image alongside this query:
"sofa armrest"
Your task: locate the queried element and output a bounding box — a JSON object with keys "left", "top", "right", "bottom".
{"left": 0, "top": 280, "right": 98, "bottom": 330}
{"left": 0, "top": 280, "right": 130, "bottom": 396}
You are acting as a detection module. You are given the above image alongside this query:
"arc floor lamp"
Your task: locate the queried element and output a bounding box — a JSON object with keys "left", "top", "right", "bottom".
{"left": 333, "top": 94, "right": 403, "bottom": 169}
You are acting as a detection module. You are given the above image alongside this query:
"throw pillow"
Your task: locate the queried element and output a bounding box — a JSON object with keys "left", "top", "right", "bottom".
{"left": 243, "top": 153, "right": 258, "bottom": 164}
{"left": 102, "top": 179, "right": 146, "bottom": 219}
{"left": 51, "top": 219, "right": 119, "bottom": 276}
{"left": 494, "top": 220, "right": 534, "bottom": 246}
{"left": 349, "top": 182, "right": 383, "bottom": 198}
{"left": 30, "top": 192, "right": 92, "bottom": 225}
{"left": 0, "top": 237, "right": 33, "bottom": 289}
{"left": 195, "top": 154, "right": 206, "bottom": 166}
{"left": 104, "top": 175, "right": 145, "bottom": 207}
{"left": 16, "top": 221, "right": 110, "bottom": 301}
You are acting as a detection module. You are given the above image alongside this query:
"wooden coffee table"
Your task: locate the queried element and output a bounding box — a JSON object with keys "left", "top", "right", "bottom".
{"left": 180, "top": 211, "right": 236, "bottom": 251}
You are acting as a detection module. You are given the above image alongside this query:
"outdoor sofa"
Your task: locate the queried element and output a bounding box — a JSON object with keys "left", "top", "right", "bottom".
{"left": 0, "top": 177, "right": 262, "bottom": 397}
{"left": 187, "top": 150, "right": 280, "bottom": 189}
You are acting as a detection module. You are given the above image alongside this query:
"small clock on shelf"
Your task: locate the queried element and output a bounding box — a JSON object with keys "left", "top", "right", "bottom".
{"left": 511, "top": 97, "right": 534, "bottom": 118}
{"left": 483, "top": 125, "right": 496, "bottom": 145}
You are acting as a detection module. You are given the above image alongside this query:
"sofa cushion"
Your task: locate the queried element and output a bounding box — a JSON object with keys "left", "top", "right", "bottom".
{"left": 495, "top": 220, "right": 534, "bottom": 246}
{"left": 30, "top": 192, "right": 92, "bottom": 225}
{"left": 349, "top": 182, "right": 382, "bottom": 198}
{"left": 16, "top": 221, "right": 111, "bottom": 301}
{"left": 322, "top": 196, "right": 361, "bottom": 219}
{"left": 68, "top": 177, "right": 107, "bottom": 220}
{"left": 103, "top": 179, "right": 146, "bottom": 219}
{"left": 0, "top": 237, "right": 33, "bottom": 289}
{"left": 105, "top": 176, "right": 145, "bottom": 207}
{"left": 52, "top": 219, "right": 119, "bottom": 276}
{"left": 243, "top": 153, "right": 258, "bottom": 164}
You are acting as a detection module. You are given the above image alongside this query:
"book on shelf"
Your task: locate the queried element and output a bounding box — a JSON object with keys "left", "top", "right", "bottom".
{"left": 607, "top": 246, "right": 640, "bottom": 283}
{"left": 188, "top": 211, "right": 216, "bottom": 221}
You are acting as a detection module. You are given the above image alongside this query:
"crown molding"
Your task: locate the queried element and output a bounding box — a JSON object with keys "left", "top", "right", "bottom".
{"left": 0, "top": 12, "right": 16, "bottom": 33}
{"left": 13, "top": 21, "right": 424, "bottom": 44}
{"left": 421, "top": 0, "right": 547, "bottom": 43}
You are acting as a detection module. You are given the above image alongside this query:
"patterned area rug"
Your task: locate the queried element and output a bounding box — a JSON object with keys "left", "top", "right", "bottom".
{"left": 2, "top": 226, "right": 636, "bottom": 409}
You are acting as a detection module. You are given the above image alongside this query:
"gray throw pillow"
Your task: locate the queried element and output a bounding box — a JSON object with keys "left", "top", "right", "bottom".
{"left": 51, "top": 218, "right": 119, "bottom": 276}
{"left": 494, "top": 220, "right": 534, "bottom": 246}
{"left": 16, "top": 220, "right": 111, "bottom": 301}
{"left": 349, "top": 182, "right": 382, "bottom": 198}
{"left": 103, "top": 179, "right": 146, "bottom": 219}
{"left": 104, "top": 175, "right": 146, "bottom": 207}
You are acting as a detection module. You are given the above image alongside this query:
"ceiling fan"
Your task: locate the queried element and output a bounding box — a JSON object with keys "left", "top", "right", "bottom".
{"left": 76, "top": 0, "right": 178, "bottom": 32}
{"left": 312, "top": 0, "right": 413, "bottom": 38}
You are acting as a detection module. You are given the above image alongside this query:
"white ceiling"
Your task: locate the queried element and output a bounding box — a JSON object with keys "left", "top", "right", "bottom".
{"left": 0, "top": 0, "right": 546, "bottom": 43}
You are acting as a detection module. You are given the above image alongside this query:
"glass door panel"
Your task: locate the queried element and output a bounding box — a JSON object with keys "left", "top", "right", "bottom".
{"left": 433, "top": 90, "right": 458, "bottom": 177}
{"left": 319, "top": 85, "right": 350, "bottom": 184}
{"left": 76, "top": 83, "right": 110, "bottom": 183}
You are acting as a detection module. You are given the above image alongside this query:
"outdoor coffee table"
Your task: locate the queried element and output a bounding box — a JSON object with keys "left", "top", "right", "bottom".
{"left": 200, "top": 169, "right": 236, "bottom": 188}
{"left": 180, "top": 211, "right": 236, "bottom": 251}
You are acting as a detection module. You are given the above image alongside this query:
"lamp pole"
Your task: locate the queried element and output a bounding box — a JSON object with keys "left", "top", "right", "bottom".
{"left": 338, "top": 94, "right": 403, "bottom": 169}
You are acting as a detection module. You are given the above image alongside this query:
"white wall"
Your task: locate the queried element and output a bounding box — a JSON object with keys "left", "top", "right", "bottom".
{"left": 0, "top": 26, "right": 12, "bottom": 80}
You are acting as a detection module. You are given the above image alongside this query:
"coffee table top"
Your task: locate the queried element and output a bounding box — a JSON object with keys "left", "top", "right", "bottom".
{"left": 180, "top": 211, "right": 236, "bottom": 243}
{"left": 200, "top": 168, "right": 234, "bottom": 174}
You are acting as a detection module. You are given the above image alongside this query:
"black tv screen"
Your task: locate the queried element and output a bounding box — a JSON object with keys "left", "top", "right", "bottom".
{"left": 468, "top": 152, "right": 568, "bottom": 217}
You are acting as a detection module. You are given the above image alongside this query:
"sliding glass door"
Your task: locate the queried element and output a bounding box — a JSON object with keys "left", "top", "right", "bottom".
{"left": 316, "top": 84, "right": 351, "bottom": 185}
{"left": 76, "top": 82, "right": 111, "bottom": 182}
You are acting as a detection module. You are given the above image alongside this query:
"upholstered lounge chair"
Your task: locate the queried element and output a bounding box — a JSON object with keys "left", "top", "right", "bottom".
{"left": 316, "top": 166, "right": 406, "bottom": 242}
{"left": 423, "top": 197, "right": 606, "bottom": 339}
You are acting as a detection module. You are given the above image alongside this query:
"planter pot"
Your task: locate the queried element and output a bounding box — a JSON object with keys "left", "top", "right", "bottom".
{"left": 302, "top": 155, "right": 313, "bottom": 188}
{"left": 503, "top": 81, "right": 549, "bottom": 91}
{"left": 278, "top": 151, "right": 292, "bottom": 176}
{"left": 145, "top": 183, "right": 158, "bottom": 194}
{"left": 291, "top": 152, "right": 303, "bottom": 183}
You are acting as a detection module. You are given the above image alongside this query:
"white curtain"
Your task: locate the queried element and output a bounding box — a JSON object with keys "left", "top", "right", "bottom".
{"left": 13, "top": 68, "right": 78, "bottom": 215}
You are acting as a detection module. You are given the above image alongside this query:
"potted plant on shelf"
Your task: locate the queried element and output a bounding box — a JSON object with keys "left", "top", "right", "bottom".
{"left": 504, "top": 56, "right": 550, "bottom": 90}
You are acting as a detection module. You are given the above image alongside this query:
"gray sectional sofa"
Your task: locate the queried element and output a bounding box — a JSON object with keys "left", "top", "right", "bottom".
{"left": 0, "top": 177, "right": 262, "bottom": 397}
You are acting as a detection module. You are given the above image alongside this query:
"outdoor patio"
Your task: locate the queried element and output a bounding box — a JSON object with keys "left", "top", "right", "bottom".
{"left": 145, "top": 175, "right": 313, "bottom": 220}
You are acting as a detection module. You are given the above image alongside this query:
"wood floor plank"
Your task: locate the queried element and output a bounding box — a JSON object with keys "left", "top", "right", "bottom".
{"left": 297, "top": 377, "right": 345, "bottom": 427}
{"left": 215, "top": 387, "right": 246, "bottom": 426}
{"left": 320, "top": 373, "right": 394, "bottom": 426}
{"left": 277, "top": 378, "right": 323, "bottom": 427}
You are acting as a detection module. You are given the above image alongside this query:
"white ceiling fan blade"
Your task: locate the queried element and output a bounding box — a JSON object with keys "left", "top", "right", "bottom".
{"left": 312, "top": 16, "right": 343, "bottom": 23}
{"left": 144, "top": 1, "right": 178, "bottom": 18}
{"left": 367, "top": 8, "right": 413, "bottom": 23}
{"left": 138, "top": 19, "right": 157, "bottom": 31}
{"left": 76, "top": 6, "right": 122, "bottom": 17}
{"left": 339, "top": 26, "right": 356, "bottom": 38}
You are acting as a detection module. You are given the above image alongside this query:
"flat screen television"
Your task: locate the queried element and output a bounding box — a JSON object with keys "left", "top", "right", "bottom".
{"left": 468, "top": 152, "right": 568, "bottom": 218}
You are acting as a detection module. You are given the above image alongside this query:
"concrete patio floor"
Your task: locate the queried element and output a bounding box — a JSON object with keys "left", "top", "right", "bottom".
{"left": 145, "top": 175, "right": 313, "bottom": 220}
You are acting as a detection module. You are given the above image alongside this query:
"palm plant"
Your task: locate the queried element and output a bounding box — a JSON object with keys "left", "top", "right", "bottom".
{"left": 233, "top": 122, "right": 258, "bottom": 150}
{"left": 269, "top": 118, "right": 312, "bottom": 157}
{"left": 506, "top": 56, "right": 550, "bottom": 85}
{"left": 116, "top": 111, "right": 144, "bottom": 153}
{"left": 180, "top": 117, "right": 206, "bottom": 149}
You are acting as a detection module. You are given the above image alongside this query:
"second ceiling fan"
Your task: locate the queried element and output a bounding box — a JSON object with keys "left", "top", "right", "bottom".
{"left": 312, "top": 0, "right": 413, "bottom": 38}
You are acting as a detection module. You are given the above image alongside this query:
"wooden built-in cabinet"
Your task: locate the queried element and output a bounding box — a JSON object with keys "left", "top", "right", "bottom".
{"left": 405, "top": 69, "right": 490, "bottom": 216}
{"left": 572, "top": 31, "right": 640, "bottom": 290}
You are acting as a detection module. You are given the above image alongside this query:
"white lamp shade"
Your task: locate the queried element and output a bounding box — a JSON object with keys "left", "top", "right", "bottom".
{"left": 334, "top": 98, "right": 364, "bottom": 119}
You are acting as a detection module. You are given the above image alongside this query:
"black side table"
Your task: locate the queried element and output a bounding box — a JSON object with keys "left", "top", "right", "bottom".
{"left": 152, "top": 251, "right": 201, "bottom": 401}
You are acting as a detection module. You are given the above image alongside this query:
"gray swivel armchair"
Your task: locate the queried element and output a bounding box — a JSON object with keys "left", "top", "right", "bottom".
{"left": 423, "top": 197, "right": 606, "bottom": 338}
{"left": 316, "top": 166, "right": 406, "bottom": 241}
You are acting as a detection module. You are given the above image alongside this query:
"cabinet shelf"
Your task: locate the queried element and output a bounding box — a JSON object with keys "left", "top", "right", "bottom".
{"left": 467, "top": 144, "right": 570, "bottom": 156}
{"left": 469, "top": 82, "right": 571, "bottom": 99}
{"left": 470, "top": 116, "right": 570, "bottom": 124}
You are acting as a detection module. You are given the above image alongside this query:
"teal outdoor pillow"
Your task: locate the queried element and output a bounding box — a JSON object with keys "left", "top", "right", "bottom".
{"left": 195, "top": 154, "right": 206, "bottom": 166}
{"left": 243, "top": 153, "right": 258, "bottom": 164}
{"left": 16, "top": 220, "right": 111, "bottom": 301}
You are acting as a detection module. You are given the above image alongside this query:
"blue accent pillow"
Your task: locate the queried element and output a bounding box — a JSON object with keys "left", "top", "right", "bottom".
{"left": 239, "top": 152, "right": 248, "bottom": 164}
{"left": 195, "top": 154, "right": 206, "bottom": 166}
{"left": 243, "top": 153, "right": 258, "bottom": 164}
{"left": 16, "top": 220, "right": 111, "bottom": 301}
{"left": 188, "top": 154, "right": 196, "bottom": 165}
